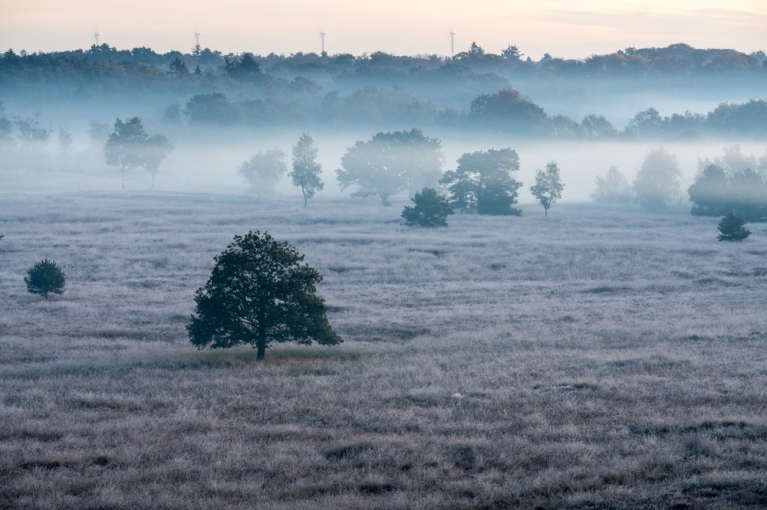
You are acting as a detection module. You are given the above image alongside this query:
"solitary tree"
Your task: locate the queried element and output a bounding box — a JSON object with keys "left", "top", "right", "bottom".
{"left": 289, "top": 134, "right": 323, "bottom": 207}
{"left": 401, "top": 188, "right": 454, "bottom": 227}
{"left": 440, "top": 148, "right": 522, "bottom": 215}
{"left": 717, "top": 212, "right": 750, "bottom": 241}
{"left": 187, "top": 231, "right": 341, "bottom": 360}
{"left": 239, "top": 148, "right": 288, "bottom": 194}
{"left": 530, "top": 161, "right": 564, "bottom": 216}
{"left": 336, "top": 129, "right": 444, "bottom": 206}
{"left": 25, "top": 259, "right": 66, "bottom": 299}
{"left": 104, "top": 117, "right": 173, "bottom": 189}
{"left": 633, "top": 148, "right": 682, "bottom": 211}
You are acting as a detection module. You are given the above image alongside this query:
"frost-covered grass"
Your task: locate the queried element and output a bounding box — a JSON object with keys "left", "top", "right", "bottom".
{"left": 1, "top": 193, "right": 767, "bottom": 509}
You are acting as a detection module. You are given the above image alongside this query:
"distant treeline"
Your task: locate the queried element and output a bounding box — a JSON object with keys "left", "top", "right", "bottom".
{"left": 2, "top": 43, "right": 767, "bottom": 138}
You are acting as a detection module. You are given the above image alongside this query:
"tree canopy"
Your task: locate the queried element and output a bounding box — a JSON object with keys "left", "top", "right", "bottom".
{"left": 440, "top": 148, "right": 522, "bottom": 215}
{"left": 187, "top": 231, "right": 341, "bottom": 360}
{"left": 289, "top": 134, "right": 324, "bottom": 207}
{"left": 633, "top": 148, "right": 682, "bottom": 211}
{"left": 530, "top": 162, "right": 565, "bottom": 216}
{"left": 104, "top": 117, "right": 173, "bottom": 188}
{"left": 336, "top": 129, "right": 444, "bottom": 206}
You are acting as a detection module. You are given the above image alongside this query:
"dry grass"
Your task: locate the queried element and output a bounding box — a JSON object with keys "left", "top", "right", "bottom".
{"left": 2, "top": 193, "right": 767, "bottom": 509}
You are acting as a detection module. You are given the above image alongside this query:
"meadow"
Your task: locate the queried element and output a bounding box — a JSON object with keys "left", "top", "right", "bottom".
{"left": 1, "top": 192, "right": 767, "bottom": 509}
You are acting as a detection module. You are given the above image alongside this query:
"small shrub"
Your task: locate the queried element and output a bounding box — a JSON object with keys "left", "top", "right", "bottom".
{"left": 718, "top": 212, "right": 751, "bottom": 241}
{"left": 401, "top": 188, "right": 454, "bottom": 227}
{"left": 25, "top": 259, "right": 66, "bottom": 299}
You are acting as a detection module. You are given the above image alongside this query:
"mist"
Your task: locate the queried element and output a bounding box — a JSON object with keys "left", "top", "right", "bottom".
{"left": 3, "top": 40, "right": 767, "bottom": 509}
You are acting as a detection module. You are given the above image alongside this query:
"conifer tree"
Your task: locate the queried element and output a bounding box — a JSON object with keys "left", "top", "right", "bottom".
{"left": 401, "top": 188, "right": 454, "bottom": 227}
{"left": 717, "top": 212, "right": 751, "bottom": 241}
{"left": 25, "top": 259, "right": 66, "bottom": 299}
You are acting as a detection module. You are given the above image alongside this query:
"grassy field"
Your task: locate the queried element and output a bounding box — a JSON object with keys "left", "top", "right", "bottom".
{"left": 1, "top": 193, "right": 767, "bottom": 509}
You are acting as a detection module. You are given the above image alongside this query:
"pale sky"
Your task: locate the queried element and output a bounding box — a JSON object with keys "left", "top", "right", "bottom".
{"left": 1, "top": 0, "right": 766, "bottom": 59}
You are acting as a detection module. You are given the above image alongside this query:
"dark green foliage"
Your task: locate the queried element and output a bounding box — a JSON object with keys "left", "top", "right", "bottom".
{"left": 187, "top": 231, "right": 341, "bottom": 360}
{"left": 184, "top": 93, "right": 244, "bottom": 127}
{"left": 24, "top": 259, "right": 65, "bottom": 299}
{"left": 401, "top": 188, "right": 454, "bottom": 227}
{"left": 530, "top": 162, "right": 565, "bottom": 216}
{"left": 336, "top": 129, "right": 444, "bottom": 206}
{"left": 469, "top": 89, "right": 547, "bottom": 134}
{"left": 689, "top": 165, "right": 767, "bottom": 221}
{"left": 440, "top": 148, "right": 522, "bottom": 215}
{"left": 224, "top": 53, "right": 263, "bottom": 82}
{"left": 718, "top": 212, "right": 751, "bottom": 241}
{"left": 289, "top": 134, "right": 324, "bottom": 207}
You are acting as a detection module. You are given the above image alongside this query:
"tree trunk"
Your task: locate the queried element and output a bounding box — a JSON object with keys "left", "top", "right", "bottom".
{"left": 256, "top": 338, "right": 266, "bottom": 361}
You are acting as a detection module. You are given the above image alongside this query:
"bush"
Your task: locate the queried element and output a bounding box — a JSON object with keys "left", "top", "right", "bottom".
{"left": 24, "top": 259, "right": 66, "bottom": 299}
{"left": 717, "top": 212, "right": 751, "bottom": 241}
{"left": 401, "top": 188, "right": 454, "bottom": 227}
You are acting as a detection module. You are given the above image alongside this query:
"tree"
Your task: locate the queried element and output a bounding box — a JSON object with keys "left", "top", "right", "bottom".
{"left": 530, "top": 161, "right": 564, "bottom": 216}
{"left": 104, "top": 117, "right": 173, "bottom": 189}
{"left": 289, "top": 134, "right": 323, "bottom": 207}
{"left": 57, "top": 127, "right": 73, "bottom": 151}
{"left": 718, "top": 212, "right": 750, "bottom": 241}
{"left": 184, "top": 93, "right": 243, "bottom": 127}
{"left": 688, "top": 164, "right": 729, "bottom": 216}
{"left": 224, "top": 52, "right": 263, "bottom": 82}
{"left": 469, "top": 89, "right": 547, "bottom": 134}
{"left": 239, "top": 148, "right": 288, "bottom": 194}
{"left": 142, "top": 134, "right": 174, "bottom": 189}
{"left": 187, "top": 231, "right": 341, "bottom": 360}
{"left": 401, "top": 188, "right": 454, "bottom": 227}
{"left": 633, "top": 148, "right": 682, "bottom": 211}
{"left": 25, "top": 259, "right": 65, "bottom": 299}
{"left": 440, "top": 148, "right": 522, "bottom": 215}
{"left": 336, "top": 129, "right": 444, "bottom": 206}
{"left": 167, "top": 57, "right": 189, "bottom": 78}
{"left": 591, "top": 166, "right": 633, "bottom": 204}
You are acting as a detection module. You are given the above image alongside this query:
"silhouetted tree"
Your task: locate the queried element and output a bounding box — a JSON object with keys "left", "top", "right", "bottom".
{"left": 469, "top": 89, "right": 547, "bottom": 134}
{"left": 185, "top": 93, "right": 243, "bottom": 127}
{"left": 104, "top": 117, "right": 173, "bottom": 189}
{"left": 530, "top": 162, "right": 564, "bottom": 216}
{"left": 224, "top": 52, "right": 263, "bottom": 82}
{"left": 187, "top": 231, "right": 341, "bottom": 361}
{"left": 167, "top": 57, "right": 190, "bottom": 78}
{"left": 633, "top": 148, "right": 682, "bottom": 211}
{"left": 401, "top": 188, "right": 454, "bottom": 227}
{"left": 289, "top": 134, "right": 323, "bottom": 207}
{"left": 336, "top": 129, "right": 444, "bottom": 206}
{"left": 25, "top": 259, "right": 65, "bottom": 299}
{"left": 591, "top": 166, "right": 632, "bottom": 204}
{"left": 689, "top": 164, "right": 729, "bottom": 216}
{"left": 441, "top": 148, "right": 522, "bottom": 215}
{"left": 239, "top": 148, "right": 288, "bottom": 194}
{"left": 718, "top": 212, "right": 750, "bottom": 241}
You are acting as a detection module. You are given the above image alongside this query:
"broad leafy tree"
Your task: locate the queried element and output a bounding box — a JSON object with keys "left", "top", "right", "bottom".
{"left": 187, "top": 231, "right": 341, "bottom": 360}
{"left": 336, "top": 129, "right": 444, "bottom": 206}
{"left": 239, "top": 148, "right": 288, "bottom": 194}
{"left": 25, "top": 259, "right": 65, "bottom": 299}
{"left": 289, "top": 134, "right": 323, "bottom": 207}
{"left": 401, "top": 188, "right": 454, "bottom": 227}
{"left": 633, "top": 148, "right": 682, "bottom": 211}
{"left": 104, "top": 117, "right": 173, "bottom": 189}
{"left": 530, "top": 162, "right": 564, "bottom": 216}
{"left": 440, "top": 148, "right": 522, "bottom": 215}
{"left": 718, "top": 212, "right": 750, "bottom": 241}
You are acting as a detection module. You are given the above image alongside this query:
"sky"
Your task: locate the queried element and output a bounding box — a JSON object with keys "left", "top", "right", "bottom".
{"left": 1, "top": 0, "right": 766, "bottom": 59}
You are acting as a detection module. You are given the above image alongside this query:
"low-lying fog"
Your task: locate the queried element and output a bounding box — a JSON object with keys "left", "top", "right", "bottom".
{"left": 5, "top": 132, "right": 766, "bottom": 206}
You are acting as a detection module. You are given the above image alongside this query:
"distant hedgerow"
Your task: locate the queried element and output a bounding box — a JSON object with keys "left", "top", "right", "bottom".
{"left": 25, "top": 259, "right": 66, "bottom": 299}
